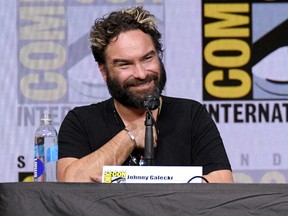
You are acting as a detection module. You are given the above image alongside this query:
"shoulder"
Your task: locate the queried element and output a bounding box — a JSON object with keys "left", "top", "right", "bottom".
{"left": 162, "top": 95, "right": 200, "bottom": 103}
{"left": 70, "top": 98, "right": 113, "bottom": 115}
{"left": 63, "top": 98, "right": 113, "bottom": 123}
{"left": 161, "top": 95, "right": 205, "bottom": 111}
{"left": 160, "top": 95, "right": 211, "bottom": 122}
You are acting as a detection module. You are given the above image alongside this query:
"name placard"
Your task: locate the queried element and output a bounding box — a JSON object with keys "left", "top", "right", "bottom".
{"left": 102, "top": 166, "right": 203, "bottom": 183}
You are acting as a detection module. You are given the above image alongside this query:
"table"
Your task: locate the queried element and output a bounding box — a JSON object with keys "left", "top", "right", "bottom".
{"left": 1, "top": 182, "right": 288, "bottom": 215}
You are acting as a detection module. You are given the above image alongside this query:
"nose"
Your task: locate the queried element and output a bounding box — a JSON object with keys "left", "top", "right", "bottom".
{"left": 133, "top": 63, "right": 148, "bottom": 79}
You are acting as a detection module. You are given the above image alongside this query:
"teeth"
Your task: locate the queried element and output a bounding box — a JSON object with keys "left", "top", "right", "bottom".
{"left": 135, "top": 82, "right": 148, "bottom": 86}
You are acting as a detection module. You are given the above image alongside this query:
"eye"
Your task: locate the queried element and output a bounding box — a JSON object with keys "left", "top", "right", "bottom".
{"left": 116, "top": 62, "right": 130, "bottom": 68}
{"left": 144, "top": 55, "right": 154, "bottom": 62}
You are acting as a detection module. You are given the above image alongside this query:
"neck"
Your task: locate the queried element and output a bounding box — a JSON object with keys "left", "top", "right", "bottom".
{"left": 113, "top": 98, "right": 160, "bottom": 125}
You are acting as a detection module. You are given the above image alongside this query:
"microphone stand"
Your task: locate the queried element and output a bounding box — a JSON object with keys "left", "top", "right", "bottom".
{"left": 144, "top": 109, "right": 155, "bottom": 166}
{"left": 143, "top": 95, "right": 159, "bottom": 166}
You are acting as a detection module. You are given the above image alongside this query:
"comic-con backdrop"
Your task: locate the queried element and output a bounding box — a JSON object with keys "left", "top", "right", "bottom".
{"left": 1, "top": 0, "right": 287, "bottom": 183}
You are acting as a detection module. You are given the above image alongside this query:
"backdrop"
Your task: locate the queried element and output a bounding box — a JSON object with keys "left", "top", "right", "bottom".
{"left": 1, "top": 0, "right": 287, "bottom": 183}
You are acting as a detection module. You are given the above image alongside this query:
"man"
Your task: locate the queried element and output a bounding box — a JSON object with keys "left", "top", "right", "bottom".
{"left": 57, "top": 6, "right": 233, "bottom": 183}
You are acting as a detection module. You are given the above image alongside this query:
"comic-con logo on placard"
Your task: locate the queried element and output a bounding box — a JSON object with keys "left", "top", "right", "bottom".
{"left": 103, "top": 171, "right": 127, "bottom": 183}
{"left": 202, "top": 0, "right": 288, "bottom": 100}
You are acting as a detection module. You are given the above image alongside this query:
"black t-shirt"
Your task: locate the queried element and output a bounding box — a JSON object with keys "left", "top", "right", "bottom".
{"left": 58, "top": 96, "right": 231, "bottom": 175}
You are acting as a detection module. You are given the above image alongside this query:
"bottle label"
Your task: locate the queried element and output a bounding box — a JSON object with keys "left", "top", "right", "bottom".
{"left": 34, "top": 144, "right": 45, "bottom": 180}
{"left": 46, "top": 144, "right": 58, "bottom": 163}
{"left": 34, "top": 157, "right": 45, "bottom": 178}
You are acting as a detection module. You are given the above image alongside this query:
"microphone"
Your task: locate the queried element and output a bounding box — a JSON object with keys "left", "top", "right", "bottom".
{"left": 143, "top": 95, "right": 159, "bottom": 166}
{"left": 143, "top": 95, "right": 160, "bottom": 110}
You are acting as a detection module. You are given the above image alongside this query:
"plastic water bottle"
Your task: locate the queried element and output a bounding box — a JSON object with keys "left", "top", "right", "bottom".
{"left": 34, "top": 114, "right": 58, "bottom": 182}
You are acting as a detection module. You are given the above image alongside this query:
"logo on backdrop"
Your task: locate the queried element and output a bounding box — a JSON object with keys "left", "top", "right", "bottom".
{"left": 17, "top": 0, "right": 164, "bottom": 127}
{"left": 19, "top": 172, "right": 34, "bottom": 182}
{"left": 203, "top": 1, "right": 252, "bottom": 100}
{"left": 203, "top": 0, "right": 288, "bottom": 100}
{"left": 202, "top": 0, "right": 288, "bottom": 123}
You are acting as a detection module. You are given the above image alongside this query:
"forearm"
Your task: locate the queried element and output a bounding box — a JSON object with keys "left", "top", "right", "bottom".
{"left": 58, "top": 130, "right": 136, "bottom": 182}
{"left": 203, "top": 170, "right": 234, "bottom": 183}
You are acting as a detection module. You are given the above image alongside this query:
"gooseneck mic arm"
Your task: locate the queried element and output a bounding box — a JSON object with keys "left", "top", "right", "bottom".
{"left": 144, "top": 111, "right": 154, "bottom": 166}
{"left": 143, "top": 95, "right": 160, "bottom": 166}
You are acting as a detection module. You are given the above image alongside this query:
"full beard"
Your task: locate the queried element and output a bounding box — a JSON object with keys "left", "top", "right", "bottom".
{"left": 106, "top": 60, "right": 166, "bottom": 109}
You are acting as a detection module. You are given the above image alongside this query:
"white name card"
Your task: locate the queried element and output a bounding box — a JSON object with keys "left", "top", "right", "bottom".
{"left": 102, "top": 166, "right": 203, "bottom": 183}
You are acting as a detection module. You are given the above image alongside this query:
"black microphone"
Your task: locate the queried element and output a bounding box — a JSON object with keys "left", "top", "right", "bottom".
{"left": 143, "top": 95, "right": 159, "bottom": 166}
{"left": 143, "top": 95, "right": 160, "bottom": 110}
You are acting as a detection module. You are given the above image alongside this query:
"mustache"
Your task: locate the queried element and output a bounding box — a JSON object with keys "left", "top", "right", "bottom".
{"left": 124, "top": 74, "right": 158, "bottom": 88}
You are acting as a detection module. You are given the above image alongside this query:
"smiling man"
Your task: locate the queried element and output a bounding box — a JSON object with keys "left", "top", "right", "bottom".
{"left": 57, "top": 6, "right": 233, "bottom": 183}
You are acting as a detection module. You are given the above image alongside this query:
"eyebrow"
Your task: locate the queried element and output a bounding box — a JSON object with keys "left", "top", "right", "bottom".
{"left": 112, "top": 50, "right": 157, "bottom": 65}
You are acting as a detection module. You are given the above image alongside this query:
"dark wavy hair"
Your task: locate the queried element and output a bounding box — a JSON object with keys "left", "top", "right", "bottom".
{"left": 90, "top": 6, "right": 163, "bottom": 64}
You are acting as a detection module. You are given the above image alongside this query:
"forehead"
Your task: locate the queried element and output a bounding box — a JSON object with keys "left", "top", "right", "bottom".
{"left": 105, "top": 30, "right": 155, "bottom": 61}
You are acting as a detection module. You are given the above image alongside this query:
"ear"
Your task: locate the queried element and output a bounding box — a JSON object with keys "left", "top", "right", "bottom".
{"left": 98, "top": 64, "right": 107, "bottom": 82}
